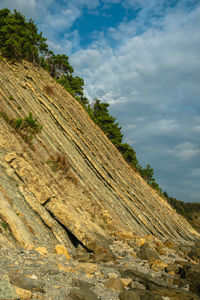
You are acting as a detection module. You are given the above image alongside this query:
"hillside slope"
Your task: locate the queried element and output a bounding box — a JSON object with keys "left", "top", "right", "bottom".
{"left": 0, "top": 59, "right": 198, "bottom": 253}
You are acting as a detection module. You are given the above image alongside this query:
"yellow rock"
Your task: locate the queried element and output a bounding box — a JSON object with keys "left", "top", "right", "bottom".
{"left": 130, "top": 252, "right": 137, "bottom": 258}
{"left": 168, "top": 271, "right": 175, "bottom": 276}
{"left": 55, "top": 244, "right": 70, "bottom": 259}
{"left": 156, "top": 246, "right": 165, "bottom": 255}
{"left": 26, "top": 274, "right": 38, "bottom": 280}
{"left": 58, "top": 263, "right": 75, "bottom": 273}
{"left": 35, "top": 247, "right": 48, "bottom": 256}
{"left": 94, "top": 271, "right": 105, "bottom": 279}
{"left": 164, "top": 240, "right": 175, "bottom": 249}
{"left": 136, "top": 238, "right": 146, "bottom": 247}
{"left": 190, "top": 259, "right": 199, "bottom": 265}
{"left": 15, "top": 286, "right": 32, "bottom": 299}
{"left": 144, "top": 234, "right": 155, "bottom": 241}
{"left": 25, "top": 243, "right": 34, "bottom": 251}
{"left": 75, "top": 262, "right": 99, "bottom": 274}
{"left": 150, "top": 260, "right": 168, "bottom": 271}
{"left": 119, "top": 231, "right": 135, "bottom": 239}
{"left": 120, "top": 278, "right": 132, "bottom": 288}
{"left": 4, "top": 152, "right": 17, "bottom": 163}
{"left": 108, "top": 273, "right": 119, "bottom": 279}
{"left": 86, "top": 273, "right": 94, "bottom": 278}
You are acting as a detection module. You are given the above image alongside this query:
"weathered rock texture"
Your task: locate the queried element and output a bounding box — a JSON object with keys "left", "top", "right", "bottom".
{"left": 0, "top": 59, "right": 199, "bottom": 253}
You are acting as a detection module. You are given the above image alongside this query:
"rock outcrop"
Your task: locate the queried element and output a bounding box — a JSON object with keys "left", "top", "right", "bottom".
{"left": 1, "top": 59, "right": 200, "bottom": 299}
{"left": 0, "top": 58, "right": 199, "bottom": 254}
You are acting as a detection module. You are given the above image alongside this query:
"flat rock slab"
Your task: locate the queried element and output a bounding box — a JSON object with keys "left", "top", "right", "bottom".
{"left": 9, "top": 272, "right": 44, "bottom": 293}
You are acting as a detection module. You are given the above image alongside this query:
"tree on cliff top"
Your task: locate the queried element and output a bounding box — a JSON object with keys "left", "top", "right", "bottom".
{"left": 0, "top": 8, "right": 88, "bottom": 109}
{"left": 91, "top": 99, "right": 123, "bottom": 145}
{"left": 0, "top": 9, "right": 48, "bottom": 62}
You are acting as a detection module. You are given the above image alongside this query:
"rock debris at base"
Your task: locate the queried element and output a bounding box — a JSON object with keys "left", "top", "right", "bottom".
{"left": 0, "top": 236, "right": 200, "bottom": 299}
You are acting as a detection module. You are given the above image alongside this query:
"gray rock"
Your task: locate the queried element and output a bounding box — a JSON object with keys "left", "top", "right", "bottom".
{"left": 71, "top": 278, "right": 94, "bottom": 289}
{"left": 39, "top": 265, "right": 60, "bottom": 276}
{"left": 138, "top": 243, "right": 159, "bottom": 261}
{"left": 44, "top": 287, "right": 69, "bottom": 300}
{"left": 119, "top": 290, "right": 141, "bottom": 300}
{"left": 68, "top": 287, "right": 99, "bottom": 300}
{"left": 131, "top": 281, "right": 146, "bottom": 290}
{"left": 100, "top": 266, "right": 121, "bottom": 279}
{"left": 0, "top": 275, "right": 18, "bottom": 300}
{"left": 9, "top": 272, "right": 45, "bottom": 293}
{"left": 104, "top": 278, "right": 124, "bottom": 292}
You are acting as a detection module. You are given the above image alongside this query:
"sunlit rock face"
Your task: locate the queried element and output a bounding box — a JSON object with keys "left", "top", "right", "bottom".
{"left": 0, "top": 59, "right": 198, "bottom": 253}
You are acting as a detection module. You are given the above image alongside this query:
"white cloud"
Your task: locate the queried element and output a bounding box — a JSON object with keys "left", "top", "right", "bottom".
{"left": 0, "top": 0, "right": 100, "bottom": 51}
{"left": 174, "top": 142, "right": 200, "bottom": 160}
{"left": 0, "top": 0, "right": 37, "bottom": 17}
{"left": 70, "top": 4, "right": 200, "bottom": 113}
{"left": 188, "top": 168, "right": 200, "bottom": 177}
{"left": 70, "top": 3, "right": 200, "bottom": 201}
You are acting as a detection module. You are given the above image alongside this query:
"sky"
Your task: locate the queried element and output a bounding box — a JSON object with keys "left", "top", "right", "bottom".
{"left": 1, "top": 0, "right": 200, "bottom": 203}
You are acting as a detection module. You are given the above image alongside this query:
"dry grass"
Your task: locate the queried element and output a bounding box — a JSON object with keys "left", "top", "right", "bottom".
{"left": 44, "top": 84, "right": 54, "bottom": 96}
{"left": 47, "top": 152, "right": 78, "bottom": 186}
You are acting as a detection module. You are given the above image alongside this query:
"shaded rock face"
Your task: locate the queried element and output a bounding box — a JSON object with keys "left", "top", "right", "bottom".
{"left": 0, "top": 59, "right": 199, "bottom": 255}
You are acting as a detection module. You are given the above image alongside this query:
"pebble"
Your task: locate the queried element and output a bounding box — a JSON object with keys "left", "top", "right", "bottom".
{"left": 0, "top": 238, "right": 199, "bottom": 299}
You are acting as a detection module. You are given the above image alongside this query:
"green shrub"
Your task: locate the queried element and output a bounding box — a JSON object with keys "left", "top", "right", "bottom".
{"left": 9, "top": 95, "right": 14, "bottom": 101}
{"left": 1, "top": 222, "right": 7, "bottom": 230}
{"left": 0, "top": 111, "right": 42, "bottom": 142}
{"left": 14, "top": 118, "right": 23, "bottom": 129}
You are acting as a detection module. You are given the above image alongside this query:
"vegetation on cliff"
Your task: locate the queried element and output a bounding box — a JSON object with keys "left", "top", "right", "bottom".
{"left": 0, "top": 9, "right": 47, "bottom": 62}
{"left": 163, "top": 192, "right": 200, "bottom": 232}
{"left": 0, "top": 8, "right": 156, "bottom": 185}
{"left": 0, "top": 8, "right": 199, "bottom": 229}
{"left": 0, "top": 111, "right": 42, "bottom": 142}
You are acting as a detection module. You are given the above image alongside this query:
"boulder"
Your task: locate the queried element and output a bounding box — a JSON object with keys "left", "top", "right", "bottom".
{"left": 119, "top": 290, "right": 141, "bottom": 300}
{"left": 138, "top": 243, "right": 159, "bottom": 261}
{"left": 104, "top": 278, "right": 124, "bottom": 291}
{"left": 68, "top": 287, "right": 98, "bottom": 300}
{"left": 9, "top": 272, "right": 45, "bottom": 293}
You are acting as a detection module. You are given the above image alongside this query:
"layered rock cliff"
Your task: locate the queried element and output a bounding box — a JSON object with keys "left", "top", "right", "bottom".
{"left": 0, "top": 58, "right": 199, "bottom": 254}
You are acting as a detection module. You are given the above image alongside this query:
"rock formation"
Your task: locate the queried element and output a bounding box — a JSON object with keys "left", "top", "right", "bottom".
{"left": 0, "top": 59, "right": 200, "bottom": 299}
{"left": 0, "top": 58, "right": 199, "bottom": 252}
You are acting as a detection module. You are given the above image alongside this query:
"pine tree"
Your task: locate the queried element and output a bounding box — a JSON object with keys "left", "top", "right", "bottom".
{"left": 0, "top": 9, "right": 48, "bottom": 62}
{"left": 117, "top": 143, "right": 140, "bottom": 169}
{"left": 92, "top": 99, "right": 123, "bottom": 145}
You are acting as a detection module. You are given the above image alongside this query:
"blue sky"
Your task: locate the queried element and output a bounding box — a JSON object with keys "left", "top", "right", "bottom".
{"left": 1, "top": 0, "right": 200, "bottom": 202}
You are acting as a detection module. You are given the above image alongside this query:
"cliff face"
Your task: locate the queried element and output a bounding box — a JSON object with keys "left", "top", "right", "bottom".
{"left": 0, "top": 59, "right": 198, "bottom": 253}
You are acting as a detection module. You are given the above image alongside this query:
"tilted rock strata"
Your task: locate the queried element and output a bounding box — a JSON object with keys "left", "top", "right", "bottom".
{"left": 0, "top": 59, "right": 199, "bottom": 253}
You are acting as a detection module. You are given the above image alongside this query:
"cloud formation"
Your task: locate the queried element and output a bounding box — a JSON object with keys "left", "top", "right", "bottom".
{"left": 70, "top": 2, "right": 200, "bottom": 202}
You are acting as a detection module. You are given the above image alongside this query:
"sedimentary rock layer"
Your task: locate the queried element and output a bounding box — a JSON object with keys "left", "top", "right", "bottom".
{"left": 0, "top": 59, "right": 198, "bottom": 252}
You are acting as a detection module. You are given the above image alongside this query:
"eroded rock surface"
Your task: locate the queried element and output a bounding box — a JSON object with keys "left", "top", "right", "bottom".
{"left": 0, "top": 59, "right": 198, "bottom": 253}
{"left": 0, "top": 59, "right": 200, "bottom": 298}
